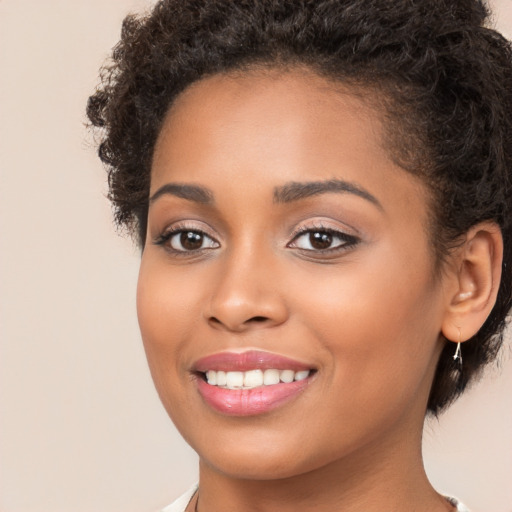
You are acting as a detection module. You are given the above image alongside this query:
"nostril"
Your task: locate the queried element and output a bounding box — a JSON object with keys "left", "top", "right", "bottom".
{"left": 247, "top": 316, "right": 269, "bottom": 323}
{"left": 207, "top": 312, "right": 278, "bottom": 332}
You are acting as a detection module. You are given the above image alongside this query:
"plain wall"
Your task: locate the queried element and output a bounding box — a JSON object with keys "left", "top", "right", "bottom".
{"left": 0, "top": 1, "right": 511, "bottom": 511}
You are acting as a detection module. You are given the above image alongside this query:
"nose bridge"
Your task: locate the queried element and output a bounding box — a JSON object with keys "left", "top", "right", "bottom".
{"left": 206, "top": 238, "right": 287, "bottom": 331}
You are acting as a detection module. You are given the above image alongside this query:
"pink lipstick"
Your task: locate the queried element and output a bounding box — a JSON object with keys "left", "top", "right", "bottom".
{"left": 193, "top": 350, "right": 315, "bottom": 416}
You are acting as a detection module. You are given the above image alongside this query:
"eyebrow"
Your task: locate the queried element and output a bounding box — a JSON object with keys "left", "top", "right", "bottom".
{"left": 273, "top": 179, "right": 382, "bottom": 210}
{"left": 149, "top": 178, "right": 382, "bottom": 210}
{"left": 149, "top": 183, "right": 214, "bottom": 204}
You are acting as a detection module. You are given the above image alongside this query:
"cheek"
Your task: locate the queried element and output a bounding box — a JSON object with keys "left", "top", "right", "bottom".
{"left": 137, "top": 255, "right": 206, "bottom": 334}
{"left": 136, "top": 256, "right": 216, "bottom": 435}
{"left": 286, "top": 246, "right": 442, "bottom": 404}
{"left": 136, "top": 257, "right": 203, "bottom": 385}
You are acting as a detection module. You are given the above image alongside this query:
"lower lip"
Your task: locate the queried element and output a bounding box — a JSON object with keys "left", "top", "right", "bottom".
{"left": 196, "top": 376, "right": 312, "bottom": 416}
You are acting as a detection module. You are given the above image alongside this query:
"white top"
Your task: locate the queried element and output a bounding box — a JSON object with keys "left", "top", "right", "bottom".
{"left": 161, "top": 485, "right": 470, "bottom": 512}
{"left": 161, "top": 485, "right": 197, "bottom": 512}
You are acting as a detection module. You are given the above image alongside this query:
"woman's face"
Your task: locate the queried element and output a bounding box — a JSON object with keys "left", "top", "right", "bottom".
{"left": 137, "top": 69, "right": 449, "bottom": 479}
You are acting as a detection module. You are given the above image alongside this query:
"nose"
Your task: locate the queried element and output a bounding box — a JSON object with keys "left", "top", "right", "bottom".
{"left": 204, "top": 249, "right": 289, "bottom": 333}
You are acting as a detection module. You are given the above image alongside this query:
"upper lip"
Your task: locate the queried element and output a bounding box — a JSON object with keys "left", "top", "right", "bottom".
{"left": 193, "top": 349, "right": 314, "bottom": 373}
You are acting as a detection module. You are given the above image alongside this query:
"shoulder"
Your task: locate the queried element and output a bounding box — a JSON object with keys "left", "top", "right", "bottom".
{"left": 160, "top": 485, "right": 198, "bottom": 512}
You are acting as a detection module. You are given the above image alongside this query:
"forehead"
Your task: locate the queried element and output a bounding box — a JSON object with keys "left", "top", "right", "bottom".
{"left": 163, "top": 68, "right": 379, "bottom": 130}
{"left": 151, "top": 69, "right": 428, "bottom": 219}
{"left": 154, "top": 69, "right": 385, "bottom": 180}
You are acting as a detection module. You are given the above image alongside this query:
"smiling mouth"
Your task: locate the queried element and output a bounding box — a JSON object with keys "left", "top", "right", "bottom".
{"left": 193, "top": 350, "right": 316, "bottom": 415}
{"left": 201, "top": 369, "right": 312, "bottom": 390}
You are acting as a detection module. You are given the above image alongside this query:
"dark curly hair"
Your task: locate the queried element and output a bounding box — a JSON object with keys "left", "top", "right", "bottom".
{"left": 87, "top": 0, "right": 512, "bottom": 415}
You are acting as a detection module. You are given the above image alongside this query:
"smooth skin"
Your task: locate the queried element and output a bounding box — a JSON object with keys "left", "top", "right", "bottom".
{"left": 137, "top": 69, "right": 502, "bottom": 512}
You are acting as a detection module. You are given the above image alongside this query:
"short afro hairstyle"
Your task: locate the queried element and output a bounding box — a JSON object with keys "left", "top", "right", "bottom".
{"left": 87, "top": 0, "right": 512, "bottom": 415}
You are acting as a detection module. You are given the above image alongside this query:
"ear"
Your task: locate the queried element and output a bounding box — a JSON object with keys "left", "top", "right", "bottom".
{"left": 441, "top": 222, "right": 503, "bottom": 343}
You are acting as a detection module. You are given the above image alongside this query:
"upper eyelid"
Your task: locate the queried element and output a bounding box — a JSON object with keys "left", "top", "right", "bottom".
{"left": 289, "top": 221, "right": 358, "bottom": 239}
{"left": 153, "top": 222, "right": 220, "bottom": 247}
{"left": 153, "top": 218, "right": 360, "bottom": 245}
{"left": 286, "top": 223, "right": 360, "bottom": 251}
{"left": 288, "top": 228, "right": 358, "bottom": 244}
{"left": 159, "top": 220, "right": 218, "bottom": 237}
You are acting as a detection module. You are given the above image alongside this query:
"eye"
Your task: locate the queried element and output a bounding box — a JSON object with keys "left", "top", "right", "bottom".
{"left": 288, "top": 228, "right": 358, "bottom": 252}
{"left": 154, "top": 228, "right": 220, "bottom": 252}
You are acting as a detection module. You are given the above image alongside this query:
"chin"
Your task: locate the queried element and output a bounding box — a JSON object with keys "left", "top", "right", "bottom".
{"left": 188, "top": 423, "right": 340, "bottom": 482}
{"left": 200, "top": 448, "right": 318, "bottom": 481}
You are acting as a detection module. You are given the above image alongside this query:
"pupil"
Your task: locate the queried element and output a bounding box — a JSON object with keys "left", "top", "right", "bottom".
{"left": 310, "top": 231, "right": 332, "bottom": 249}
{"left": 181, "top": 231, "right": 203, "bottom": 250}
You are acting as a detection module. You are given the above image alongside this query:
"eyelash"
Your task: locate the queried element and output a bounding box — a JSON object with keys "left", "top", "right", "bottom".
{"left": 153, "top": 224, "right": 219, "bottom": 255}
{"left": 287, "top": 225, "right": 360, "bottom": 254}
{"left": 153, "top": 224, "right": 360, "bottom": 256}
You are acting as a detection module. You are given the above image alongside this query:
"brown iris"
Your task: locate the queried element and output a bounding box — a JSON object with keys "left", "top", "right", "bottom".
{"left": 309, "top": 231, "right": 333, "bottom": 250}
{"left": 180, "top": 231, "right": 203, "bottom": 250}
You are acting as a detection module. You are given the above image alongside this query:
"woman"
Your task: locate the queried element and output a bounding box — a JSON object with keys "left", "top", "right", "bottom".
{"left": 87, "top": 1, "right": 512, "bottom": 511}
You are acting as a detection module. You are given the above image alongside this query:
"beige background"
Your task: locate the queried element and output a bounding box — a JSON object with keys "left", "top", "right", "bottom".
{"left": 0, "top": 1, "right": 511, "bottom": 511}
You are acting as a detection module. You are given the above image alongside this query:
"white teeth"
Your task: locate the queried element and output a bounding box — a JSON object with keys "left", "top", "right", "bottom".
{"left": 225, "top": 371, "right": 244, "bottom": 389}
{"left": 279, "top": 370, "right": 295, "bottom": 383}
{"left": 216, "top": 370, "right": 227, "bottom": 386}
{"left": 263, "top": 369, "right": 280, "bottom": 385}
{"left": 205, "top": 369, "right": 311, "bottom": 389}
{"left": 244, "top": 369, "right": 263, "bottom": 388}
{"left": 206, "top": 370, "right": 217, "bottom": 385}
